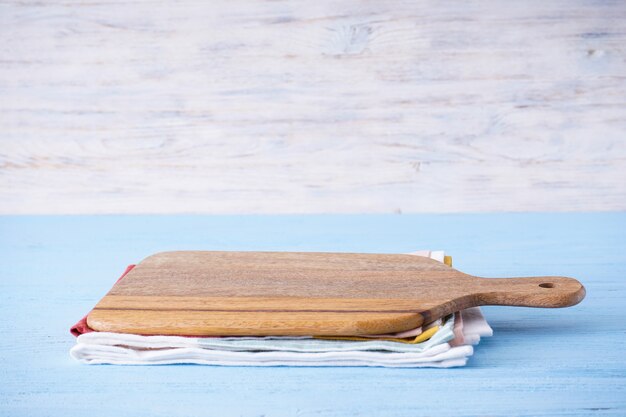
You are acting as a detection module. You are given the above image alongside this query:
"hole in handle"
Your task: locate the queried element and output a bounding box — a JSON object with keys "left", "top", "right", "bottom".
{"left": 539, "top": 283, "right": 555, "bottom": 288}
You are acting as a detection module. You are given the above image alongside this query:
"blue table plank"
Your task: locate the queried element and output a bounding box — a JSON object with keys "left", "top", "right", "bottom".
{"left": 0, "top": 214, "right": 625, "bottom": 416}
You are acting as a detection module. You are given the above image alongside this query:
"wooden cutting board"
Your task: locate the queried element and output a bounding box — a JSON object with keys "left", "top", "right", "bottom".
{"left": 87, "top": 251, "right": 586, "bottom": 336}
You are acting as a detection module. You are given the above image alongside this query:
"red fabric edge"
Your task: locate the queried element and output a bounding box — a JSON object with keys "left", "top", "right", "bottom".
{"left": 70, "top": 264, "right": 136, "bottom": 337}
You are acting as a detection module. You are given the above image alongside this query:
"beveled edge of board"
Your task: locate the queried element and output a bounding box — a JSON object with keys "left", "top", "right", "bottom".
{"left": 86, "top": 309, "right": 426, "bottom": 336}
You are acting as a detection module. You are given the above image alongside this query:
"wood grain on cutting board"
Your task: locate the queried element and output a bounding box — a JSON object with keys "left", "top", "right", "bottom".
{"left": 87, "top": 251, "right": 585, "bottom": 336}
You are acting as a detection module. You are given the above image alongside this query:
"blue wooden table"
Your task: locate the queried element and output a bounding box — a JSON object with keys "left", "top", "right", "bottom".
{"left": 1, "top": 214, "right": 624, "bottom": 416}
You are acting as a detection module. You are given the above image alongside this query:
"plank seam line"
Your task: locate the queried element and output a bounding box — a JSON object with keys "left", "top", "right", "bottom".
{"left": 93, "top": 307, "right": 423, "bottom": 314}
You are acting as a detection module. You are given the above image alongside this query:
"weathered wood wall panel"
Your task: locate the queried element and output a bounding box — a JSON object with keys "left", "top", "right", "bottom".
{"left": 0, "top": 0, "right": 624, "bottom": 214}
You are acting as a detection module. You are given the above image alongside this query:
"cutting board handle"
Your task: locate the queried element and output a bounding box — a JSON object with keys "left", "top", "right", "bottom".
{"left": 473, "top": 275, "right": 585, "bottom": 308}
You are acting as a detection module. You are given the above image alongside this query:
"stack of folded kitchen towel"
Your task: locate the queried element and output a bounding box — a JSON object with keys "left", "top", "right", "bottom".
{"left": 70, "top": 251, "right": 492, "bottom": 368}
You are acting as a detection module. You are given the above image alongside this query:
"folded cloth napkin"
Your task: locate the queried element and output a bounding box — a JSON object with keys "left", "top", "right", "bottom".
{"left": 71, "top": 308, "right": 491, "bottom": 367}
{"left": 70, "top": 251, "right": 493, "bottom": 367}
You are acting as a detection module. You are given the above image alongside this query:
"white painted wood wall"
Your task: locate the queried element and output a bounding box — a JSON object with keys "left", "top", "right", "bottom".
{"left": 1, "top": 0, "right": 624, "bottom": 214}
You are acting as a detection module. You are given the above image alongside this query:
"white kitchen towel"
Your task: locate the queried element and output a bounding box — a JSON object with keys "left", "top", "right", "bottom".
{"left": 70, "top": 308, "right": 491, "bottom": 367}
{"left": 70, "top": 250, "right": 493, "bottom": 367}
